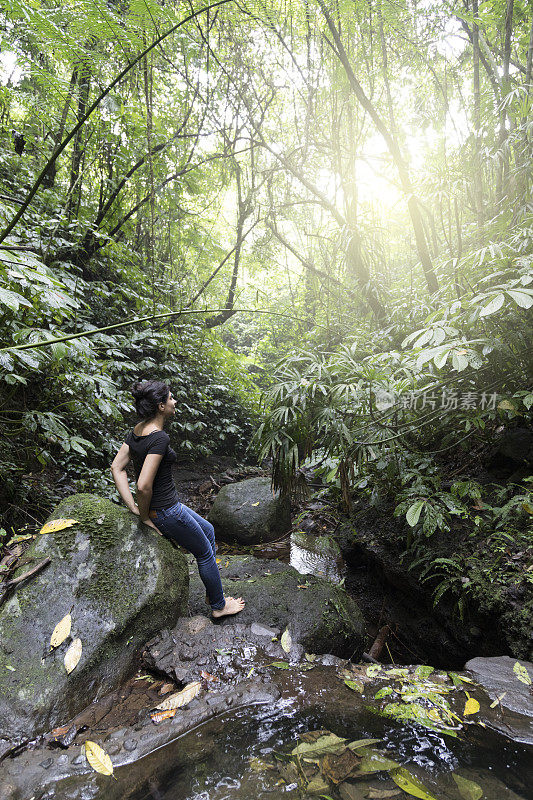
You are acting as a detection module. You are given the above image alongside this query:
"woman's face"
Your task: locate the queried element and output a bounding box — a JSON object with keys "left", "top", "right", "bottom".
{"left": 160, "top": 390, "right": 177, "bottom": 417}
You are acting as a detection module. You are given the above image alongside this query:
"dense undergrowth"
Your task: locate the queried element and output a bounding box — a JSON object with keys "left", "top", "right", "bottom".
{"left": 253, "top": 213, "right": 533, "bottom": 656}
{"left": 0, "top": 156, "right": 260, "bottom": 536}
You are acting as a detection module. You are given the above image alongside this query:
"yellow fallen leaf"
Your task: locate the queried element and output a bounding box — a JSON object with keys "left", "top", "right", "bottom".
{"left": 50, "top": 613, "right": 71, "bottom": 649}
{"left": 84, "top": 740, "right": 114, "bottom": 777}
{"left": 513, "top": 661, "right": 532, "bottom": 685}
{"left": 154, "top": 680, "right": 201, "bottom": 711}
{"left": 216, "top": 558, "right": 221, "bottom": 563}
{"left": 39, "top": 519, "right": 79, "bottom": 534}
{"left": 64, "top": 638, "right": 82, "bottom": 674}
{"left": 489, "top": 692, "right": 506, "bottom": 708}
{"left": 281, "top": 628, "right": 292, "bottom": 653}
{"left": 251, "top": 502, "right": 260, "bottom": 506}
{"left": 463, "top": 697, "right": 480, "bottom": 716}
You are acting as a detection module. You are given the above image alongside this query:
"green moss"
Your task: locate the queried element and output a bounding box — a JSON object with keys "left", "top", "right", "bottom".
{"left": 48, "top": 493, "right": 128, "bottom": 558}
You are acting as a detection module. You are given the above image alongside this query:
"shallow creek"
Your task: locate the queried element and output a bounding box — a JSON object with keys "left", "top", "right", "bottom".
{"left": 48, "top": 689, "right": 532, "bottom": 800}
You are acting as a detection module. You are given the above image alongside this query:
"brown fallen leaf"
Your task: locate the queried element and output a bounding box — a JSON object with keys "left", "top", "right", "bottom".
{"left": 158, "top": 682, "right": 175, "bottom": 695}
{"left": 201, "top": 670, "right": 218, "bottom": 682}
{"left": 47, "top": 723, "right": 78, "bottom": 747}
{"left": 150, "top": 708, "right": 177, "bottom": 724}
{"left": 338, "top": 783, "right": 365, "bottom": 800}
{"left": 322, "top": 747, "right": 361, "bottom": 784}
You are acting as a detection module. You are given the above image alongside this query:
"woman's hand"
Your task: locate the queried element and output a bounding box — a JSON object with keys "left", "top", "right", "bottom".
{"left": 141, "top": 517, "right": 164, "bottom": 536}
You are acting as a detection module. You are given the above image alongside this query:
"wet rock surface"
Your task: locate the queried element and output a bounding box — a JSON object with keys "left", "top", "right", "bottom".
{"left": 207, "top": 476, "right": 291, "bottom": 543}
{"left": 0, "top": 493, "right": 188, "bottom": 758}
{"left": 187, "top": 553, "right": 365, "bottom": 657}
{"left": 465, "top": 655, "right": 533, "bottom": 745}
{"left": 0, "top": 614, "right": 297, "bottom": 800}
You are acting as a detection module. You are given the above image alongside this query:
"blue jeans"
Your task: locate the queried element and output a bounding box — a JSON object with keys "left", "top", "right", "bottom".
{"left": 153, "top": 501, "right": 225, "bottom": 610}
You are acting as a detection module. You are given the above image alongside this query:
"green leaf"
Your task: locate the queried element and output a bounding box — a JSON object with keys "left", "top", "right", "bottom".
{"left": 270, "top": 661, "right": 290, "bottom": 669}
{"left": 414, "top": 666, "right": 434, "bottom": 679}
{"left": 451, "top": 351, "right": 468, "bottom": 372}
{"left": 374, "top": 686, "right": 393, "bottom": 699}
{"left": 291, "top": 733, "right": 347, "bottom": 757}
{"left": 433, "top": 349, "right": 449, "bottom": 368}
{"left": 347, "top": 738, "right": 383, "bottom": 750}
{"left": 344, "top": 678, "right": 364, "bottom": 692}
{"left": 452, "top": 773, "right": 483, "bottom": 800}
{"left": 385, "top": 668, "right": 409, "bottom": 677}
{"left": 448, "top": 672, "right": 463, "bottom": 688}
{"left": 390, "top": 766, "right": 438, "bottom": 800}
{"left": 366, "top": 664, "right": 382, "bottom": 677}
{"left": 358, "top": 749, "right": 401, "bottom": 773}
{"left": 0, "top": 286, "right": 32, "bottom": 311}
{"left": 479, "top": 293, "right": 504, "bottom": 317}
{"left": 507, "top": 290, "right": 533, "bottom": 309}
{"left": 406, "top": 500, "right": 425, "bottom": 527}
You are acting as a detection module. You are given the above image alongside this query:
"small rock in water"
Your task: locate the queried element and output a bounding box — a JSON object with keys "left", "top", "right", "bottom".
{"left": 251, "top": 622, "right": 280, "bottom": 638}
{"left": 123, "top": 738, "right": 138, "bottom": 752}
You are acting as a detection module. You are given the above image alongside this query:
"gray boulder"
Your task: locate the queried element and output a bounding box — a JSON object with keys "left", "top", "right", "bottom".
{"left": 207, "top": 477, "right": 291, "bottom": 544}
{"left": 187, "top": 554, "right": 365, "bottom": 658}
{"left": 465, "top": 655, "right": 533, "bottom": 745}
{"left": 0, "top": 493, "right": 188, "bottom": 757}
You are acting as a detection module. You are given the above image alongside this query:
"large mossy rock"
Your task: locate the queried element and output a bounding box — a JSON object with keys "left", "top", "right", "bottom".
{"left": 187, "top": 554, "right": 365, "bottom": 658}
{"left": 207, "top": 477, "right": 291, "bottom": 544}
{"left": 0, "top": 493, "right": 188, "bottom": 757}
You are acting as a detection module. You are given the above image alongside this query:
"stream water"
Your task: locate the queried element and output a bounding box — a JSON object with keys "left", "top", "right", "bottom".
{"left": 51, "top": 694, "right": 532, "bottom": 800}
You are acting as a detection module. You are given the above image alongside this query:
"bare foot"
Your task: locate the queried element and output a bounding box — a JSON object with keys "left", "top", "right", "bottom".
{"left": 211, "top": 596, "right": 245, "bottom": 618}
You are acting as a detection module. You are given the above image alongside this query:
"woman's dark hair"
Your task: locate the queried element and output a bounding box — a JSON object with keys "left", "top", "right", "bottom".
{"left": 131, "top": 380, "right": 170, "bottom": 420}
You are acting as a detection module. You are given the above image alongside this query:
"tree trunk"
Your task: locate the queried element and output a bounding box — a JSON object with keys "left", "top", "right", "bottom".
{"left": 65, "top": 61, "right": 91, "bottom": 221}
{"left": 318, "top": 0, "right": 439, "bottom": 294}
{"left": 497, "top": 0, "right": 515, "bottom": 200}
{"left": 471, "top": 0, "right": 485, "bottom": 231}
{"left": 42, "top": 65, "right": 79, "bottom": 189}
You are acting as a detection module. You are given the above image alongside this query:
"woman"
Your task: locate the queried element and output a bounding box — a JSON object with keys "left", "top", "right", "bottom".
{"left": 111, "top": 379, "right": 245, "bottom": 619}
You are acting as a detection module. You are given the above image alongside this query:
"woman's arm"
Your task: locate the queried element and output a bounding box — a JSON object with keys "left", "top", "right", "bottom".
{"left": 110, "top": 443, "right": 138, "bottom": 514}
{"left": 136, "top": 453, "right": 164, "bottom": 530}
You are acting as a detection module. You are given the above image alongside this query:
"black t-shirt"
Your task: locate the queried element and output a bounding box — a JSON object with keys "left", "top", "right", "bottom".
{"left": 124, "top": 429, "right": 179, "bottom": 510}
